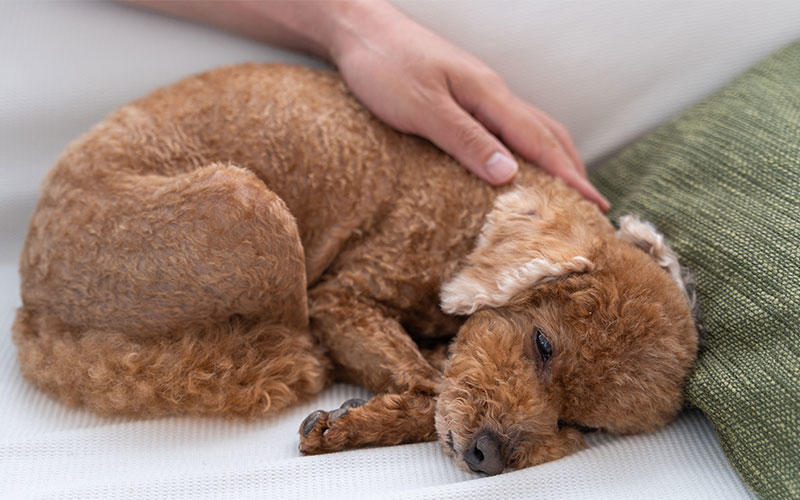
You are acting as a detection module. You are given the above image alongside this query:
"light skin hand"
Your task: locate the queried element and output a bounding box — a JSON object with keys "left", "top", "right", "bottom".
{"left": 123, "top": 0, "right": 609, "bottom": 212}
{"left": 328, "top": 2, "right": 608, "bottom": 211}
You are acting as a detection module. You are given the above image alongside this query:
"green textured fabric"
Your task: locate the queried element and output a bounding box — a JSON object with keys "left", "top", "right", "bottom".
{"left": 590, "top": 42, "right": 800, "bottom": 499}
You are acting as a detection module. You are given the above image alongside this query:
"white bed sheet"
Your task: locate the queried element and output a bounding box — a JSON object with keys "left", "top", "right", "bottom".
{"left": 0, "top": 263, "right": 751, "bottom": 500}
{"left": 3, "top": 1, "right": 797, "bottom": 498}
{"left": 0, "top": 262, "right": 754, "bottom": 499}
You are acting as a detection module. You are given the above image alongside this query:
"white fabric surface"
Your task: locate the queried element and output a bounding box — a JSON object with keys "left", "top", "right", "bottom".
{"left": 3, "top": 1, "right": 796, "bottom": 498}
{"left": 0, "top": 261, "right": 754, "bottom": 498}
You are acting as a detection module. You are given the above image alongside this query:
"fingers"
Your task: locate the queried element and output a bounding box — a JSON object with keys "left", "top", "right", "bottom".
{"left": 503, "top": 105, "right": 608, "bottom": 211}
{"left": 452, "top": 76, "right": 609, "bottom": 212}
{"left": 417, "top": 98, "right": 520, "bottom": 185}
{"left": 528, "top": 107, "right": 586, "bottom": 178}
{"left": 487, "top": 98, "right": 608, "bottom": 211}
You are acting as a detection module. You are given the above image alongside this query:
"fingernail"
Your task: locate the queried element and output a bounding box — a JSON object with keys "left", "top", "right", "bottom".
{"left": 485, "top": 152, "right": 518, "bottom": 183}
{"left": 590, "top": 184, "right": 611, "bottom": 211}
{"left": 576, "top": 176, "right": 611, "bottom": 212}
{"left": 589, "top": 185, "right": 611, "bottom": 212}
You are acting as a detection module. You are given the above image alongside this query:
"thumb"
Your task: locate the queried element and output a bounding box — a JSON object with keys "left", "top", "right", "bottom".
{"left": 418, "top": 99, "right": 518, "bottom": 185}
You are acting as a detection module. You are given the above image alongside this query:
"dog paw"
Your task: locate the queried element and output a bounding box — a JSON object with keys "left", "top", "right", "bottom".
{"left": 300, "top": 410, "right": 326, "bottom": 437}
{"left": 339, "top": 398, "right": 367, "bottom": 410}
{"left": 298, "top": 398, "right": 367, "bottom": 454}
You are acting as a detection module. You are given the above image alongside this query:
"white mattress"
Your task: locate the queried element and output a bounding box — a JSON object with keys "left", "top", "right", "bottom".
{"left": 3, "top": 1, "right": 797, "bottom": 497}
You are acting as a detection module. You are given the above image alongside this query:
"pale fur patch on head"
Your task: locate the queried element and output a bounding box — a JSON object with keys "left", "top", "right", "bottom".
{"left": 441, "top": 256, "right": 593, "bottom": 315}
{"left": 440, "top": 186, "right": 595, "bottom": 315}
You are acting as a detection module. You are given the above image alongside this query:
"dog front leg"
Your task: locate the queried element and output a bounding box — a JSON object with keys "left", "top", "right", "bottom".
{"left": 299, "top": 392, "right": 436, "bottom": 454}
{"left": 308, "top": 289, "right": 442, "bottom": 395}
{"left": 300, "top": 285, "right": 443, "bottom": 453}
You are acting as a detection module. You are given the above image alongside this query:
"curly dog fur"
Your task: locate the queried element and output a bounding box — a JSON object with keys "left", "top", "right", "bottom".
{"left": 13, "top": 64, "right": 698, "bottom": 475}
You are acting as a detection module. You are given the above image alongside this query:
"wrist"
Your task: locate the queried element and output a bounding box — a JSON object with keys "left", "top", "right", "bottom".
{"left": 321, "top": 0, "right": 408, "bottom": 67}
{"left": 219, "top": 0, "right": 385, "bottom": 63}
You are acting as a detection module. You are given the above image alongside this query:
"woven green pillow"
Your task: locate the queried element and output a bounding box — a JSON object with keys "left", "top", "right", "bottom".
{"left": 590, "top": 42, "right": 800, "bottom": 499}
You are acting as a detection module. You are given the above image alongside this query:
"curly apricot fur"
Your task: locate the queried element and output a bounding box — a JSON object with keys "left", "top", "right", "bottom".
{"left": 14, "top": 65, "right": 697, "bottom": 473}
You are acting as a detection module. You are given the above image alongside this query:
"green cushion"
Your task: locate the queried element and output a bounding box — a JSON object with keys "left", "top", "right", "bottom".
{"left": 590, "top": 41, "right": 800, "bottom": 500}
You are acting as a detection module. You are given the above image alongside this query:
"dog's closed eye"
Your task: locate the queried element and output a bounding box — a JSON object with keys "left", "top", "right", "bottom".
{"left": 534, "top": 328, "right": 552, "bottom": 364}
{"left": 523, "top": 327, "right": 553, "bottom": 370}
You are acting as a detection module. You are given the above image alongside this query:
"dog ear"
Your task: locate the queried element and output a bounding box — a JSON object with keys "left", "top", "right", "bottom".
{"left": 440, "top": 187, "right": 597, "bottom": 315}
{"left": 616, "top": 215, "right": 691, "bottom": 298}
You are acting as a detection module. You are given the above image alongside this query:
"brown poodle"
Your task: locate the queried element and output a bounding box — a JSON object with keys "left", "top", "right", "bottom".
{"left": 13, "top": 64, "right": 698, "bottom": 475}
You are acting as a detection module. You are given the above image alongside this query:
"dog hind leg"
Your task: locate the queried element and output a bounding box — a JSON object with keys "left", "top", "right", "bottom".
{"left": 14, "top": 162, "right": 327, "bottom": 416}
{"left": 13, "top": 310, "right": 328, "bottom": 417}
{"left": 20, "top": 162, "right": 309, "bottom": 334}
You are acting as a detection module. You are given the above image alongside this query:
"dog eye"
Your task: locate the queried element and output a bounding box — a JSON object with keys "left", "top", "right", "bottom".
{"left": 534, "top": 328, "right": 552, "bottom": 363}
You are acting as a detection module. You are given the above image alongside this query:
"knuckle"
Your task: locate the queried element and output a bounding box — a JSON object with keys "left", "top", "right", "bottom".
{"left": 531, "top": 133, "right": 562, "bottom": 163}
{"left": 410, "top": 82, "right": 444, "bottom": 110}
{"left": 480, "top": 70, "right": 507, "bottom": 90}
{"left": 454, "top": 121, "right": 492, "bottom": 153}
{"left": 454, "top": 67, "right": 508, "bottom": 100}
{"left": 414, "top": 95, "right": 453, "bottom": 135}
{"left": 539, "top": 126, "right": 561, "bottom": 151}
{"left": 550, "top": 121, "right": 570, "bottom": 139}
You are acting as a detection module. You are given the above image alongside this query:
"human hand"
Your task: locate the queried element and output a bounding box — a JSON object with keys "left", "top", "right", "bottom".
{"left": 329, "top": 2, "right": 609, "bottom": 211}
{"left": 125, "top": 0, "right": 609, "bottom": 211}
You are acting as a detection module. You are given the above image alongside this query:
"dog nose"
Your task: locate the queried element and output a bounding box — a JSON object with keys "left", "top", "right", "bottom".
{"left": 463, "top": 429, "right": 505, "bottom": 475}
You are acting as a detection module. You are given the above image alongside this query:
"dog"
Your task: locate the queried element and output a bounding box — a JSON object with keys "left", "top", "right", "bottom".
{"left": 13, "top": 64, "right": 698, "bottom": 475}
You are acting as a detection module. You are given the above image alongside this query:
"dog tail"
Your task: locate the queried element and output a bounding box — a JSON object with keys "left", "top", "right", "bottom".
{"left": 12, "top": 307, "right": 329, "bottom": 418}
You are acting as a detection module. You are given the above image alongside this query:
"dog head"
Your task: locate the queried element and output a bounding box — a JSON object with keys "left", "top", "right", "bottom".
{"left": 436, "top": 185, "right": 698, "bottom": 475}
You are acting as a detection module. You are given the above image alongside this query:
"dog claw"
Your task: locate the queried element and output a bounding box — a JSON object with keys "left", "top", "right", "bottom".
{"left": 327, "top": 407, "right": 349, "bottom": 427}
{"left": 301, "top": 410, "right": 325, "bottom": 436}
{"left": 299, "top": 399, "right": 369, "bottom": 452}
{"left": 340, "top": 398, "right": 367, "bottom": 410}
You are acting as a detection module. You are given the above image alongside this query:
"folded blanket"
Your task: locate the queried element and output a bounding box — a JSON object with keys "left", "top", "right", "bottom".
{"left": 591, "top": 41, "right": 800, "bottom": 500}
